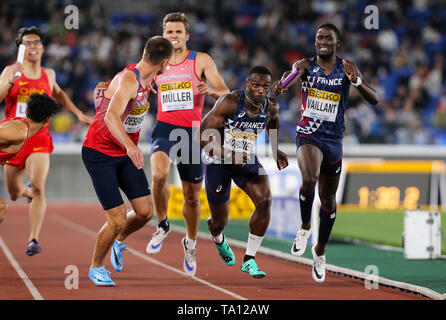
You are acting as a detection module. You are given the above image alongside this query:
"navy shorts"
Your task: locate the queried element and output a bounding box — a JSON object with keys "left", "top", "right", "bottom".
{"left": 151, "top": 120, "right": 203, "bottom": 183}
{"left": 296, "top": 133, "right": 343, "bottom": 176}
{"left": 82, "top": 146, "right": 151, "bottom": 210}
{"left": 204, "top": 156, "right": 266, "bottom": 205}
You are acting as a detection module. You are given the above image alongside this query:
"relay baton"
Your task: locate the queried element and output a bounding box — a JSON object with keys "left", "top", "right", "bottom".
{"left": 15, "top": 44, "right": 26, "bottom": 78}
{"left": 281, "top": 67, "right": 300, "bottom": 88}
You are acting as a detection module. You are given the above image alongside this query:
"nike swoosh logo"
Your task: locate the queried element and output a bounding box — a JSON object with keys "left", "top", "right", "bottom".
{"left": 112, "top": 247, "right": 121, "bottom": 267}
{"left": 151, "top": 241, "right": 162, "bottom": 249}
{"left": 92, "top": 276, "right": 106, "bottom": 282}
{"left": 313, "top": 266, "right": 323, "bottom": 279}
{"left": 292, "top": 244, "right": 300, "bottom": 252}
{"left": 185, "top": 258, "right": 194, "bottom": 272}
{"left": 33, "top": 147, "right": 43, "bottom": 151}
{"left": 19, "top": 81, "right": 29, "bottom": 86}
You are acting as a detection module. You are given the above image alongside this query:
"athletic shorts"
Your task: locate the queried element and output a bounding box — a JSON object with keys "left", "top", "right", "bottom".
{"left": 296, "top": 133, "right": 343, "bottom": 176}
{"left": 151, "top": 120, "right": 203, "bottom": 183}
{"left": 82, "top": 146, "right": 151, "bottom": 210}
{"left": 7, "top": 131, "right": 54, "bottom": 170}
{"left": 204, "top": 156, "right": 266, "bottom": 205}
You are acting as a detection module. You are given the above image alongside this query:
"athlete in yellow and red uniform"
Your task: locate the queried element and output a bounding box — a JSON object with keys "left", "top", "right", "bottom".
{"left": 0, "top": 93, "right": 59, "bottom": 225}
{"left": 0, "top": 26, "right": 92, "bottom": 256}
{"left": 4, "top": 66, "right": 53, "bottom": 167}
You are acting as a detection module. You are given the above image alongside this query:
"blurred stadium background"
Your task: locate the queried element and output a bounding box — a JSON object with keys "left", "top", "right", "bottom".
{"left": 0, "top": 0, "right": 445, "bottom": 257}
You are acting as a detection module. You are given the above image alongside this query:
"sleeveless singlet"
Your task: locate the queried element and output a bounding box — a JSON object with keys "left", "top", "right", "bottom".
{"left": 83, "top": 64, "right": 152, "bottom": 157}
{"left": 155, "top": 50, "right": 205, "bottom": 127}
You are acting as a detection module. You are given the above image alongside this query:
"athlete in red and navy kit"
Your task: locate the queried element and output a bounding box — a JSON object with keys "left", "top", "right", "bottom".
{"left": 0, "top": 93, "right": 58, "bottom": 228}
{"left": 273, "top": 23, "right": 379, "bottom": 283}
{"left": 82, "top": 36, "right": 172, "bottom": 287}
{"left": 0, "top": 26, "right": 92, "bottom": 256}
{"left": 146, "top": 12, "right": 229, "bottom": 277}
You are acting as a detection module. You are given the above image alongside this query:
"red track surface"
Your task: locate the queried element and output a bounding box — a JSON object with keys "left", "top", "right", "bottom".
{"left": 0, "top": 203, "right": 428, "bottom": 300}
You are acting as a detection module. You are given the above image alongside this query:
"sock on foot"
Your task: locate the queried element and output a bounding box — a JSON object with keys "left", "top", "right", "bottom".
{"left": 186, "top": 236, "right": 196, "bottom": 250}
{"left": 158, "top": 218, "right": 169, "bottom": 233}
{"left": 212, "top": 233, "right": 224, "bottom": 245}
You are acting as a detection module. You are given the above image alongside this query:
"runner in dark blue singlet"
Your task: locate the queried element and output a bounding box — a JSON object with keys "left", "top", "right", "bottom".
{"left": 196, "top": 66, "right": 288, "bottom": 278}
{"left": 272, "top": 23, "right": 379, "bottom": 283}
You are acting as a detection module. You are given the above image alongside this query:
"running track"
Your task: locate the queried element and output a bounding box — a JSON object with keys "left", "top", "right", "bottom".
{"left": 0, "top": 203, "right": 427, "bottom": 300}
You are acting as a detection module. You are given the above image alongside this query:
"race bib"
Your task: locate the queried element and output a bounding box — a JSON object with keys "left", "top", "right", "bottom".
{"left": 16, "top": 96, "right": 28, "bottom": 117}
{"left": 93, "top": 82, "right": 109, "bottom": 110}
{"left": 223, "top": 129, "right": 257, "bottom": 154}
{"left": 302, "top": 88, "right": 340, "bottom": 122}
{"left": 160, "top": 81, "right": 194, "bottom": 112}
{"left": 123, "top": 103, "right": 150, "bottom": 133}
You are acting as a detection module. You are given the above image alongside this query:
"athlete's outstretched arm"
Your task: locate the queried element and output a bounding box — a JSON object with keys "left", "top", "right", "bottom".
{"left": 0, "top": 121, "right": 26, "bottom": 146}
{"left": 196, "top": 53, "right": 230, "bottom": 100}
{"left": 105, "top": 71, "right": 144, "bottom": 169}
{"left": 46, "top": 68, "right": 93, "bottom": 124}
{"left": 342, "top": 59, "right": 379, "bottom": 105}
{"left": 266, "top": 98, "right": 288, "bottom": 170}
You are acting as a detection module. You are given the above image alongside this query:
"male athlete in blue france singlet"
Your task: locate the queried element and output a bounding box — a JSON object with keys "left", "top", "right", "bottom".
{"left": 272, "top": 23, "right": 379, "bottom": 283}
{"left": 298, "top": 56, "right": 350, "bottom": 140}
{"left": 197, "top": 66, "right": 288, "bottom": 278}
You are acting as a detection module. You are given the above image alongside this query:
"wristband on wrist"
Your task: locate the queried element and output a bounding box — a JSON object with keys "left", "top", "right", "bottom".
{"left": 351, "top": 76, "right": 362, "bottom": 87}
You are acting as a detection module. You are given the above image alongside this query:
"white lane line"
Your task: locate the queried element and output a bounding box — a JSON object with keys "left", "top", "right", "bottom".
{"left": 0, "top": 236, "right": 44, "bottom": 300}
{"left": 164, "top": 223, "right": 445, "bottom": 301}
{"left": 55, "top": 216, "right": 247, "bottom": 300}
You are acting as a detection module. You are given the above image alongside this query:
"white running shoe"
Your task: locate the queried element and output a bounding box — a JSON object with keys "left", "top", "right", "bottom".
{"left": 181, "top": 237, "right": 197, "bottom": 276}
{"left": 146, "top": 227, "right": 170, "bottom": 254}
{"left": 311, "top": 245, "right": 326, "bottom": 283}
{"left": 291, "top": 227, "right": 312, "bottom": 256}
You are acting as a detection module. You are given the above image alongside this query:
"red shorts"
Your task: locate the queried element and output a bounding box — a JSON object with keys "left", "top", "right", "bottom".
{"left": 7, "top": 130, "right": 54, "bottom": 170}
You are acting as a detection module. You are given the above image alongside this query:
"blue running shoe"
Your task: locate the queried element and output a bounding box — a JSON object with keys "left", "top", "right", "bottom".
{"left": 26, "top": 239, "right": 41, "bottom": 256}
{"left": 111, "top": 240, "right": 128, "bottom": 272}
{"left": 88, "top": 266, "right": 115, "bottom": 287}
{"left": 214, "top": 235, "right": 235, "bottom": 266}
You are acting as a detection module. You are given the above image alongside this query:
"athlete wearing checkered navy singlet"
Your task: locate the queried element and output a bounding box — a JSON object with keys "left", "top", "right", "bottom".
{"left": 272, "top": 23, "right": 379, "bottom": 283}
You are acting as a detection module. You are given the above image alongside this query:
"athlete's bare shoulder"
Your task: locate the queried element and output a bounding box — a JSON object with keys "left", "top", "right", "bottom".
{"left": 195, "top": 51, "right": 217, "bottom": 73}
{"left": 44, "top": 67, "right": 55, "bottom": 77}
{"left": 0, "top": 65, "right": 12, "bottom": 84}
{"left": 0, "top": 65, "right": 13, "bottom": 76}
{"left": 214, "top": 91, "right": 238, "bottom": 115}
{"left": 43, "top": 67, "right": 56, "bottom": 88}
{"left": 0, "top": 119, "right": 27, "bottom": 144}
{"left": 217, "top": 90, "right": 238, "bottom": 106}
{"left": 195, "top": 51, "right": 214, "bottom": 64}
{"left": 105, "top": 69, "right": 139, "bottom": 99}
